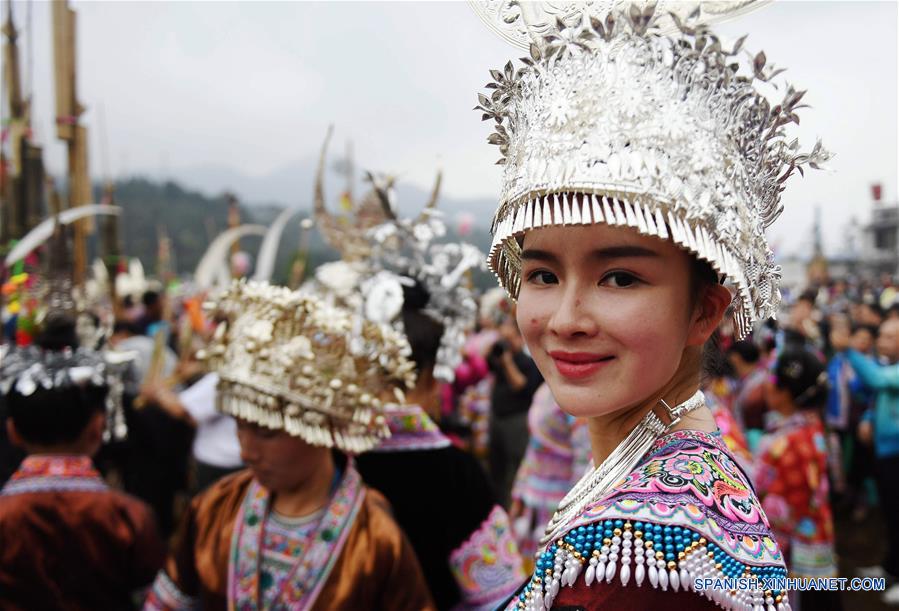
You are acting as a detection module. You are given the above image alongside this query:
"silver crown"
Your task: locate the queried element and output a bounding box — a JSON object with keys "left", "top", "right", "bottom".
{"left": 201, "top": 281, "right": 417, "bottom": 453}
{"left": 475, "top": 4, "right": 831, "bottom": 337}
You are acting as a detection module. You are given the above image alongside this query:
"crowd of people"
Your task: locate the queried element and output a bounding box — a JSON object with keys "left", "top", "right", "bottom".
{"left": 1, "top": 4, "right": 892, "bottom": 611}
{"left": 5, "top": 272, "right": 899, "bottom": 609}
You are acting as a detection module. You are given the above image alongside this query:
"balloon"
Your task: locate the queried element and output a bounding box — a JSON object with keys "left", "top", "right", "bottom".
{"left": 455, "top": 212, "right": 475, "bottom": 237}
{"left": 231, "top": 251, "right": 252, "bottom": 277}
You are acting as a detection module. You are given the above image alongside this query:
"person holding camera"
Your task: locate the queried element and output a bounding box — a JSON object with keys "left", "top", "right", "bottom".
{"left": 487, "top": 318, "right": 543, "bottom": 508}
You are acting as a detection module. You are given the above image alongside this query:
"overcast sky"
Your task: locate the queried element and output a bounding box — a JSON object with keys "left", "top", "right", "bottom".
{"left": 2, "top": 0, "right": 897, "bottom": 257}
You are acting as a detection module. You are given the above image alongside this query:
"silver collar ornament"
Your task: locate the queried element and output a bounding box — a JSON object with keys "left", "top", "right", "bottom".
{"left": 474, "top": 2, "right": 832, "bottom": 338}
{"left": 540, "top": 390, "right": 705, "bottom": 548}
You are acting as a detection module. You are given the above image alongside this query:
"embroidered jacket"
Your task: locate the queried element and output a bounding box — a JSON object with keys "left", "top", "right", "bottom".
{"left": 510, "top": 430, "right": 791, "bottom": 611}
{"left": 144, "top": 461, "right": 434, "bottom": 611}
{"left": 0, "top": 455, "right": 163, "bottom": 610}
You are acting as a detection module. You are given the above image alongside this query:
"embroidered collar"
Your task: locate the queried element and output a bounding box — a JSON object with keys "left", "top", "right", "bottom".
{"left": 450, "top": 505, "right": 528, "bottom": 610}
{"left": 509, "top": 429, "right": 790, "bottom": 611}
{"left": 227, "top": 459, "right": 366, "bottom": 610}
{"left": 1, "top": 455, "right": 107, "bottom": 496}
{"left": 371, "top": 404, "right": 451, "bottom": 452}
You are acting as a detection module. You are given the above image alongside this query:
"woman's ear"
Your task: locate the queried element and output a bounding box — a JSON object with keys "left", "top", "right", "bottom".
{"left": 687, "top": 284, "right": 733, "bottom": 347}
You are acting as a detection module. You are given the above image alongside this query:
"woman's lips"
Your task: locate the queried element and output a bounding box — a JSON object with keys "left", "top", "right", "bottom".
{"left": 548, "top": 351, "right": 614, "bottom": 380}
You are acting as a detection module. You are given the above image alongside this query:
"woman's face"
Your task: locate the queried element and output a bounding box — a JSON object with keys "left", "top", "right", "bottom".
{"left": 516, "top": 223, "right": 712, "bottom": 418}
{"left": 236, "top": 419, "right": 329, "bottom": 493}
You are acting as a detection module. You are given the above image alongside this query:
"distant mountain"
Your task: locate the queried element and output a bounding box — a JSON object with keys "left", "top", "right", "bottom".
{"left": 166, "top": 160, "right": 315, "bottom": 210}
{"left": 165, "top": 159, "right": 497, "bottom": 222}
{"left": 104, "top": 177, "right": 498, "bottom": 289}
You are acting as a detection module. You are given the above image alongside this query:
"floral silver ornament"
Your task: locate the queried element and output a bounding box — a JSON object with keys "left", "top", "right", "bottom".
{"left": 469, "top": 1, "right": 765, "bottom": 50}
{"left": 363, "top": 272, "right": 409, "bottom": 325}
{"left": 474, "top": 3, "right": 832, "bottom": 338}
{"left": 308, "top": 144, "right": 484, "bottom": 383}
{"left": 363, "top": 203, "right": 484, "bottom": 383}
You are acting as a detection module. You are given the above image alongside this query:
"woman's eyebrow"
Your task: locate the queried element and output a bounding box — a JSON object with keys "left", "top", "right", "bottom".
{"left": 521, "top": 245, "right": 660, "bottom": 264}
{"left": 520, "top": 248, "right": 559, "bottom": 264}
{"left": 589, "top": 245, "right": 660, "bottom": 260}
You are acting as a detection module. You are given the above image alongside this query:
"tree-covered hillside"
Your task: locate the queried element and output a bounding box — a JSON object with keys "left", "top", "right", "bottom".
{"left": 102, "top": 178, "right": 497, "bottom": 289}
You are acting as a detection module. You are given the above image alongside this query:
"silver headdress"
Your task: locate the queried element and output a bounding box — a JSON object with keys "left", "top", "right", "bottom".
{"left": 200, "top": 280, "right": 417, "bottom": 453}
{"left": 311, "top": 130, "right": 484, "bottom": 382}
{"left": 365, "top": 212, "right": 484, "bottom": 383}
{"left": 0, "top": 344, "right": 134, "bottom": 441}
{"left": 474, "top": 2, "right": 831, "bottom": 338}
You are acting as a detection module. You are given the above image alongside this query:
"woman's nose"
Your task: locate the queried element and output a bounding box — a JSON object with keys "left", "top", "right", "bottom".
{"left": 548, "top": 283, "right": 599, "bottom": 338}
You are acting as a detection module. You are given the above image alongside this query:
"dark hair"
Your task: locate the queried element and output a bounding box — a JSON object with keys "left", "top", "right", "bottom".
{"left": 7, "top": 382, "right": 108, "bottom": 446}
{"left": 798, "top": 289, "right": 817, "bottom": 306}
{"left": 689, "top": 258, "right": 724, "bottom": 380}
{"left": 773, "top": 348, "right": 827, "bottom": 409}
{"left": 701, "top": 331, "right": 733, "bottom": 379}
{"left": 727, "top": 340, "right": 761, "bottom": 365}
{"left": 851, "top": 324, "right": 877, "bottom": 337}
{"left": 689, "top": 258, "right": 719, "bottom": 303}
{"left": 113, "top": 320, "right": 140, "bottom": 336}
{"left": 400, "top": 279, "right": 444, "bottom": 376}
{"left": 142, "top": 290, "right": 161, "bottom": 308}
{"left": 35, "top": 313, "right": 79, "bottom": 351}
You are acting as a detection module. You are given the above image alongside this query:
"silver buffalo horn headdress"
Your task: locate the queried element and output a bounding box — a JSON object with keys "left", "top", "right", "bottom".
{"left": 308, "top": 127, "right": 483, "bottom": 383}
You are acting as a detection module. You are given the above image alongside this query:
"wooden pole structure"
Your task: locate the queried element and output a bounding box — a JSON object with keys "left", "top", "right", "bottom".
{"left": 2, "top": 1, "right": 26, "bottom": 243}
{"left": 2, "top": 1, "right": 46, "bottom": 247}
{"left": 156, "top": 223, "right": 172, "bottom": 282}
{"left": 344, "top": 140, "right": 354, "bottom": 205}
{"left": 52, "top": 0, "right": 90, "bottom": 287}
{"left": 101, "top": 182, "right": 121, "bottom": 308}
{"left": 226, "top": 192, "right": 240, "bottom": 276}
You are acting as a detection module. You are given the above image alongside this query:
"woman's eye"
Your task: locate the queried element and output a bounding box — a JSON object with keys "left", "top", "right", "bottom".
{"left": 601, "top": 271, "right": 638, "bottom": 288}
{"left": 526, "top": 270, "right": 558, "bottom": 285}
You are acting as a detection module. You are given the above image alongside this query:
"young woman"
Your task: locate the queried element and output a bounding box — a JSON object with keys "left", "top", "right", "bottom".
{"left": 757, "top": 349, "right": 840, "bottom": 610}
{"left": 357, "top": 282, "right": 527, "bottom": 611}
{"left": 144, "top": 282, "right": 434, "bottom": 611}
{"left": 311, "top": 159, "right": 527, "bottom": 610}
{"left": 472, "top": 5, "right": 830, "bottom": 610}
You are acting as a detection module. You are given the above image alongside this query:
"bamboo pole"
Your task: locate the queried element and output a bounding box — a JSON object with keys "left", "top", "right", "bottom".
{"left": 53, "top": 1, "right": 90, "bottom": 286}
